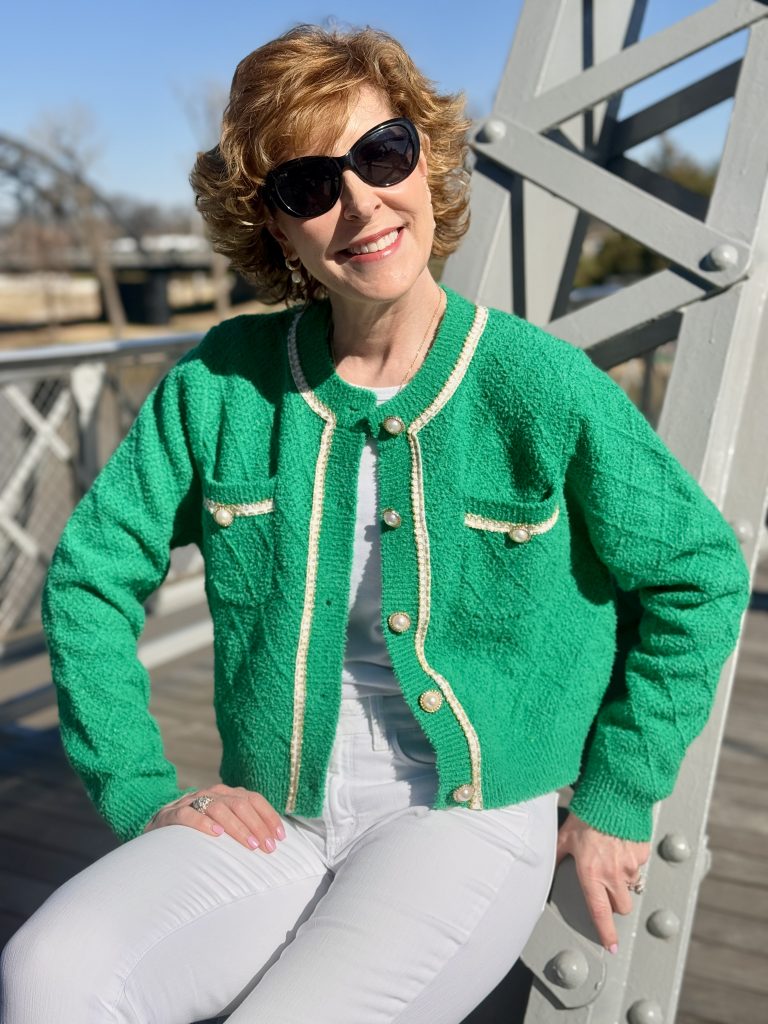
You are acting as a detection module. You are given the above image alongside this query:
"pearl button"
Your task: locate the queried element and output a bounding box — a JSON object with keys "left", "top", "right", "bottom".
{"left": 509, "top": 526, "right": 531, "bottom": 543}
{"left": 214, "top": 506, "right": 234, "bottom": 528}
{"left": 452, "top": 784, "right": 474, "bottom": 803}
{"left": 387, "top": 611, "right": 411, "bottom": 634}
{"left": 382, "top": 508, "right": 402, "bottom": 529}
{"left": 382, "top": 416, "right": 405, "bottom": 436}
{"left": 418, "top": 689, "right": 443, "bottom": 713}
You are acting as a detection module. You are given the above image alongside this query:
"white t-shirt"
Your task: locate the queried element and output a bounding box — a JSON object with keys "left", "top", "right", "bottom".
{"left": 341, "top": 384, "right": 402, "bottom": 698}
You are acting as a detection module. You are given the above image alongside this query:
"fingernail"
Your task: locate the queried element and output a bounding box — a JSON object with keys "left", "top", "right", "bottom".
{"left": 275, "top": 823, "right": 286, "bottom": 841}
{"left": 211, "top": 823, "right": 224, "bottom": 835}
{"left": 264, "top": 837, "right": 277, "bottom": 853}
{"left": 246, "top": 835, "right": 260, "bottom": 849}
{"left": 609, "top": 943, "right": 618, "bottom": 955}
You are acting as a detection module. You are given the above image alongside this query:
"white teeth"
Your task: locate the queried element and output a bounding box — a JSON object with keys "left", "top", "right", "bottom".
{"left": 347, "top": 229, "right": 399, "bottom": 255}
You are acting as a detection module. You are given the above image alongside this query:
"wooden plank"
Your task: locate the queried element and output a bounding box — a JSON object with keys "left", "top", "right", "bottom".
{"left": 689, "top": 905, "right": 768, "bottom": 954}
{"left": 707, "top": 822, "right": 768, "bottom": 860}
{"left": 696, "top": 876, "right": 768, "bottom": 921}
{"left": 677, "top": 973, "right": 768, "bottom": 1024}
{"left": 0, "top": 869, "right": 57, "bottom": 918}
{"left": 0, "top": 834, "right": 88, "bottom": 887}
{"left": 707, "top": 848, "right": 768, "bottom": 888}
{"left": 684, "top": 937, "right": 768, "bottom": 995}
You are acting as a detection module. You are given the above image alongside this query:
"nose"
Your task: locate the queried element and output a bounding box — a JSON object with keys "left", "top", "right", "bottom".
{"left": 339, "top": 169, "right": 381, "bottom": 220}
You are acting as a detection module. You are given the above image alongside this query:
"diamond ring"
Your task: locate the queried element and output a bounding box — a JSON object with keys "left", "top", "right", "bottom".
{"left": 190, "top": 794, "right": 214, "bottom": 814}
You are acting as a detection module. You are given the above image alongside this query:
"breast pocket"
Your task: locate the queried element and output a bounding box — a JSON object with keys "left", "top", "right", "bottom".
{"left": 457, "top": 488, "right": 564, "bottom": 637}
{"left": 201, "top": 480, "right": 276, "bottom": 608}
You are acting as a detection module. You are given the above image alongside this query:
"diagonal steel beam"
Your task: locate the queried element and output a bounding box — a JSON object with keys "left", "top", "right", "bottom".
{"left": 515, "top": 0, "right": 766, "bottom": 130}
{"left": 606, "top": 61, "right": 741, "bottom": 156}
{"left": 607, "top": 156, "right": 709, "bottom": 220}
{"left": 473, "top": 120, "right": 750, "bottom": 285}
{"left": 548, "top": 268, "right": 708, "bottom": 354}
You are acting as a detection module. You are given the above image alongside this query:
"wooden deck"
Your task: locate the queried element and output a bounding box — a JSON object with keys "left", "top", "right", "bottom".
{"left": 1, "top": 586, "right": 766, "bottom": 1023}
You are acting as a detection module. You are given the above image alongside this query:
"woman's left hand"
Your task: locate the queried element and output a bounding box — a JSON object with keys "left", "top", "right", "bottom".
{"left": 556, "top": 812, "right": 651, "bottom": 953}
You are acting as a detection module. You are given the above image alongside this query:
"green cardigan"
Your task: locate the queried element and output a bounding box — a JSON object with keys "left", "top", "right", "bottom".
{"left": 42, "top": 286, "right": 751, "bottom": 843}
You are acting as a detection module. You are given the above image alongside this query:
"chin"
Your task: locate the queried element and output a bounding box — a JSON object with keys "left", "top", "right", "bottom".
{"left": 324, "top": 262, "right": 431, "bottom": 307}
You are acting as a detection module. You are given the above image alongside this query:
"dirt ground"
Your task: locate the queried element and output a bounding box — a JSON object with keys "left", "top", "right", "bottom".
{"left": 0, "top": 274, "right": 277, "bottom": 351}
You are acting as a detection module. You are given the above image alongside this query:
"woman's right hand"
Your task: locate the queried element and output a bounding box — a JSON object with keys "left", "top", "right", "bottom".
{"left": 142, "top": 783, "right": 287, "bottom": 853}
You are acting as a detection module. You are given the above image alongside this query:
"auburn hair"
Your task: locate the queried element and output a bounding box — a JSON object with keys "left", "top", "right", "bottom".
{"left": 189, "top": 24, "right": 471, "bottom": 303}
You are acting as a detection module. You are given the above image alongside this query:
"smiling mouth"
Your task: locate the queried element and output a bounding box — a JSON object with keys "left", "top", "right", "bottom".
{"left": 341, "top": 227, "right": 402, "bottom": 257}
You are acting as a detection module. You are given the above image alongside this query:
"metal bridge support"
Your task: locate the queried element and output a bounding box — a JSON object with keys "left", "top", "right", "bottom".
{"left": 444, "top": 2, "right": 768, "bottom": 1021}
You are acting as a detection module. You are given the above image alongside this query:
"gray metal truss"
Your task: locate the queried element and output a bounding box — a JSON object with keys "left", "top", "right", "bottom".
{"left": 443, "top": 2, "right": 768, "bottom": 1021}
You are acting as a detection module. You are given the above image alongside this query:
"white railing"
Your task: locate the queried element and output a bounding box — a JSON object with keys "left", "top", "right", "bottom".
{"left": 0, "top": 334, "right": 203, "bottom": 645}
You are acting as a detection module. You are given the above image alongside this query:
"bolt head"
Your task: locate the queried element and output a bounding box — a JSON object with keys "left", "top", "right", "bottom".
{"left": 627, "top": 999, "right": 664, "bottom": 1024}
{"left": 659, "top": 833, "right": 691, "bottom": 863}
{"left": 546, "top": 949, "right": 589, "bottom": 989}
{"left": 729, "top": 518, "right": 753, "bottom": 544}
{"left": 706, "top": 243, "right": 739, "bottom": 271}
{"left": 477, "top": 118, "right": 507, "bottom": 144}
{"left": 646, "top": 909, "right": 680, "bottom": 938}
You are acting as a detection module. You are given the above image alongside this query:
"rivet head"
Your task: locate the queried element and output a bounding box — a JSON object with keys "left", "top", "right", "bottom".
{"left": 627, "top": 999, "right": 664, "bottom": 1024}
{"left": 729, "top": 518, "right": 753, "bottom": 544}
{"left": 659, "top": 833, "right": 691, "bottom": 863}
{"left": 705, "top": 243, "right": 739, "bottom": 271}
{"left": 387, "top": 611, "right": 411, "bottom": 634}
{"left": 382, "top": 508, "right": 402, "bottom": 529}
{"left": 646, "top": 909, "right": 680, "bottom": 939}
{"left": 509, "top": 526, "right": 531, "bottom": 543}
{"left": 452, "top": 783, "right": 474, "bottom": 803}
{"left": 418, "top": 689, "right": 444, "bottom": 713}
{"left": 214, "top": 506, "right": 234, "bottom": 527}
{"left": 546, "top": 949, "right": 589, "bottom": 990}
{"left": 382, "top": 416, "right": 405, "bottom": 436}
{"left": 477, "top": 118, "right": 507, "bottom": 144}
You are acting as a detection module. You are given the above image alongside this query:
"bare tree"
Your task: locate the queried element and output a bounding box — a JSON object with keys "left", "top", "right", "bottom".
{"left": 28, "top": 104, "right": 127, "bottom": 337}
{"left": 173, "top": 79, "right": 232, "bottom": 317}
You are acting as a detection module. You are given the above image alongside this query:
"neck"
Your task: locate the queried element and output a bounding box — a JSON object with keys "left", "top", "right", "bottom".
{"left": 328, "top": 271, "right": 444, "bottom": 388}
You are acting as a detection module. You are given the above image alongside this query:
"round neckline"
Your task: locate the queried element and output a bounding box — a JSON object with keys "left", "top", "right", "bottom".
{"left": 291, "top": 286, "right": 480, "bottom": 430}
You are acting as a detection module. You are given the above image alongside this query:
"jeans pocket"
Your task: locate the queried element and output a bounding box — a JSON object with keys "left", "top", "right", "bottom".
{"left": 390, "top": 727, "right": 438, "bottom": 767}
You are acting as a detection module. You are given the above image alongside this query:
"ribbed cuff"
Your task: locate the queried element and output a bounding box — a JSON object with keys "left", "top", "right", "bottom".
{"left": 568, "top": 773, "right": 656, "bottom": 841}
{"left": 103, "top": 781, "right": 199, "bottom": 843}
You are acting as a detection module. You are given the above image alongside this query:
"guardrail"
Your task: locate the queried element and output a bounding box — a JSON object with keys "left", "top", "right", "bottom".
{"left": 0, "top": 333, "right": 203, "bottom": 645}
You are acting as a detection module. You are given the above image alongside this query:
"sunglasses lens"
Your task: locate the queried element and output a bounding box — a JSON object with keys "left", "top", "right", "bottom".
{"left": 355, "top": 124, "right": 417, "bottom": 187}
{"left": 273, "top": 158, "right": 339, "bottom": 218}
{"left": 267, "top": 120, "right": 419, "bottom": 218}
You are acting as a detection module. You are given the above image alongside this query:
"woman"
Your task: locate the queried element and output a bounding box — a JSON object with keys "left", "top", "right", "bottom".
{"left": 1, "top": 24, "right": 750, "bottom": 1024}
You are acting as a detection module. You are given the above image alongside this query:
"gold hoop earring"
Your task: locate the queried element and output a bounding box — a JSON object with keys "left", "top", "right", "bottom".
{"left": 285, "top": 255, "right": 303, "bottom": 285}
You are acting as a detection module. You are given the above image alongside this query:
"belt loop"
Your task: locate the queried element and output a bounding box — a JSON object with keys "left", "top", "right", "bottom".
{"left": 367, "top": 695, "right": 390, "bottom": 751}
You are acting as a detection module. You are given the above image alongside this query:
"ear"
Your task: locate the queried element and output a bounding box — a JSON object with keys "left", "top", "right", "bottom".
{"left": 265, "top": 214, "right": 290, "bottom": 252}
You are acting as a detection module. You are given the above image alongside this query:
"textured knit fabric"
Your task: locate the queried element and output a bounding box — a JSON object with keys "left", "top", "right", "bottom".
{"left": 342, "top": 383, "right": 401, "bottom": 698}
{"left": 41, "top": 286, "right": 751, "bottom": 844}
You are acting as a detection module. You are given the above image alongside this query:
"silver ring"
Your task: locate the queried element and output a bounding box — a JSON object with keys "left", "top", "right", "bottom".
{"left": 627, "top": 876, "right": 646, "bottom": 895}
{"left": 190, "top": 794, "right": 214, "bottom": 814}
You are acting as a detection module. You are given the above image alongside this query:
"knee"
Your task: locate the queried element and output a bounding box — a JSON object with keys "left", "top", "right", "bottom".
{"left": 1, "top": 915, "right": 54, "bottom": 1010}
{"left": 0, "top": 905, "right": 125, "bottom": 1019}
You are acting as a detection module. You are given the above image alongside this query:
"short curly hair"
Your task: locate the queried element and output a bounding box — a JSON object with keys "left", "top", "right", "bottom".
{"left": 189, "top": 24, "right": 471, "bottom": 304}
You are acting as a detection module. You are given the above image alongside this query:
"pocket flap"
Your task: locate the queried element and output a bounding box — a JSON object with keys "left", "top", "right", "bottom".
{"left": 202, "top": 478, "right": 275, "bottom": 527}
{"left": 464, "top": 489, "right": 560, "bottom": 543}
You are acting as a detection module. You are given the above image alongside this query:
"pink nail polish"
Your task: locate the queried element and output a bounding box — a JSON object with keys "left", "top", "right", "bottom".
{"left": 276, "top": 823, "right": 286, "bottom": 841}
{"left": 247, "top": 835, "right": 260, "bottom": 849}
{"left": 211, "top": 823, "right": 224, "bottom": 835}
{"left": 264, "top": 837, "right": 277, "bottom": 853}
{"left": 609, "top": 943, "right": 619, "bottom": 955}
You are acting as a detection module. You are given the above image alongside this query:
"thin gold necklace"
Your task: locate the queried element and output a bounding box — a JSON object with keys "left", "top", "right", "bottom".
{"left": 330, "top": 288, "right": 445, "bottom": 394}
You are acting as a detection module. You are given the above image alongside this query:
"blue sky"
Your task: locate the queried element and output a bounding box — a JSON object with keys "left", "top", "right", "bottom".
{"left": 1, "top": 0, "right": 746, "bottom": 209}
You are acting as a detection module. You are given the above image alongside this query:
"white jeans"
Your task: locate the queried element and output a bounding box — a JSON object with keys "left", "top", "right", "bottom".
{"left": 1, "top": 693, "right": 558, "bottom": 1024}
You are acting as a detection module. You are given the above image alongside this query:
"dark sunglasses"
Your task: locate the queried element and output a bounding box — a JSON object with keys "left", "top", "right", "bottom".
{"left": 264, "top": 117, "right": 420, "bottom": 219}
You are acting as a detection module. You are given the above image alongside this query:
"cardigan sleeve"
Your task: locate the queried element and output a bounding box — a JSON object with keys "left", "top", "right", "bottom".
{"left": 564, "top": 347, "right": 751, "bottom": 841}
{"left": 42, "top": 360, "right": 202, "bottom": 843}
